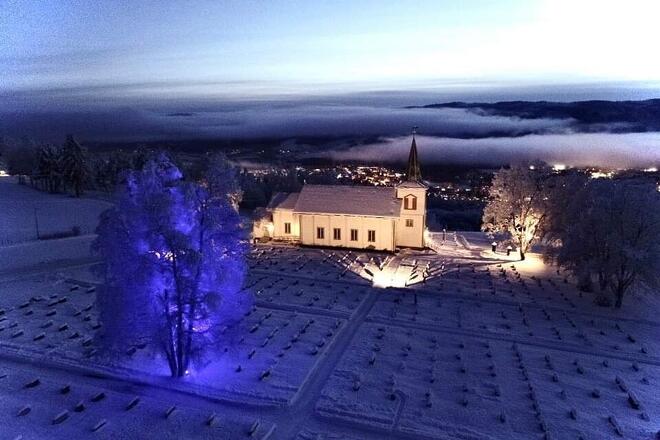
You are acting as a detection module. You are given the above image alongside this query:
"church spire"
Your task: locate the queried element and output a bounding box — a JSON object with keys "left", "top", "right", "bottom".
{"left": 405, "top": 127, "right": 422, "bottom": 182}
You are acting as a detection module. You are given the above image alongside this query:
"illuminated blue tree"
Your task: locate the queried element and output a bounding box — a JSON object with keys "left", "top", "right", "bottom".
{"left": 94, "top": 153, "right": 249, "bottom": 377}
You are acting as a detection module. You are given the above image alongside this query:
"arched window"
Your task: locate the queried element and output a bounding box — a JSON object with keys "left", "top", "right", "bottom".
{"left": 404, "top": 194, "right": 417, "bottom": 210}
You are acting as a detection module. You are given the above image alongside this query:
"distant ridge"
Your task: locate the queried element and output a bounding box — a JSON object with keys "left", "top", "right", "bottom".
{"left": 408, "top": 99, "right": 660, "bottom": 132}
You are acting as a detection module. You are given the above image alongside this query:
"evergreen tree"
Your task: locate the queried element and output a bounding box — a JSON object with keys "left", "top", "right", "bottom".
{"left": 60, "top": 134, "right": 88, "bottom": 197}
{"left": 37, "top": 144, "right": 63, "bottom": 193}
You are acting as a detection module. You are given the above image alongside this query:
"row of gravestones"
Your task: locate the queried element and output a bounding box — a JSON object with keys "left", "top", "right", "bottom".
{"left": 382, "top": 281, "right": 643, "bottom": 356}
{"left": 237, "top": 308, "right": 343, "bottom": 381}
{"left": 0, "top": 285, "right": 101, "bottom": 358}
{"left": 358, "top": 328, "right": 507, "bottom": 408}
{"left": 11, "top": 374, "right": 265, "bottom": 437}
{"left": 523, "top": 348, "right": 653, "bottom": 439}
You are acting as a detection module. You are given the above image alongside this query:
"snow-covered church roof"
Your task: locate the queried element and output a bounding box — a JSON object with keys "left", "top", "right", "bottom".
{"left": 267, "top": 135, "right": 425, "bottom": 218}
{"left": 267, "top": 192, "right": 299, "bottom": 210}
{"left": 292, "top": 185, "right": 401, "bottom": 217}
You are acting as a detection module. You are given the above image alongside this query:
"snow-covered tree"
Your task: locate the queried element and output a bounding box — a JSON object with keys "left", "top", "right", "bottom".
{"left": 558, "top": 179, "right": 660, "bottom": 308}
{"left": 482, "top": 164, "right": 553, "bottom": 260}
{"left": 541, "top": 171, "right": 591, "bottom": 289}
{"left": 90, "top": 150, "right": 138, "bottom": 192}
{"left": 205, "top": 153, "right": 242, "bottom": 210}
{"left": 60, "top": 135, "right": 89, "bottom": 197}
{"left": 94, "top": 153, "right": 250, "bottom": 377}
{"left": 36, "top": 144, "right": 63, "bottom": 193}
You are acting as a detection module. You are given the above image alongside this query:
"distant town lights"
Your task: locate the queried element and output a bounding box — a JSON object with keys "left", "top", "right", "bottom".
{"left": 590, "top": 171, "right": 614, "bottom": 179}
{"left": 552, "top": 164, "right": 567, "bottom": 171}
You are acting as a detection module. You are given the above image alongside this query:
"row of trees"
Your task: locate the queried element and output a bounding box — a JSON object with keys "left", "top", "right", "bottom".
{"left": 239, "top": 167, "right": 301, "bottom": 209}
{"left": 0, "top": 136, "right": 155, "bottom": 197}
{"left": 483, "top": 164, "right": 660, "bottom": 308}
{"left": 1, "top": 135, "right": 299, "bottom": 206}
{"left": 2, "top": 135, "right": 89, "bottom": 197}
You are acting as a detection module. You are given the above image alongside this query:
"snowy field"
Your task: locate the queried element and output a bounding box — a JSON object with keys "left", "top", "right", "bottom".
{"left": 0, "top": 179, "right": 659, "bottom": 439}
{"left": 0, "top": 177, "right": 109, "bottom": 273}
{"left": 0, "top": 177, "right": 110, "bottom": 246}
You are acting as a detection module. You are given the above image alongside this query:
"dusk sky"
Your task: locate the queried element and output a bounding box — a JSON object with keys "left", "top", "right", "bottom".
{"left": 2, "top": 0, "right": 660, "bottom": 168}
{"left": 3, "top": 0, "right": 660, "bottom": 100}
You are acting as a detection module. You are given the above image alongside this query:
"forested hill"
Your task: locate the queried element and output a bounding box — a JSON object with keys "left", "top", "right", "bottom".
{"left": 410, "top": 99, "right": 660, "bottom": 132}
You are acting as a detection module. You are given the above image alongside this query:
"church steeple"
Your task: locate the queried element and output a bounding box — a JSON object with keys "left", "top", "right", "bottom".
{"left": 405, "top": 127, "right": 422, "bottom": 182}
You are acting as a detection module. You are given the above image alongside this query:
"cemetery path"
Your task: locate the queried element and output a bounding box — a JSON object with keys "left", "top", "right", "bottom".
{"left": 274, "top": 286, "right": 381, "bottom": 438}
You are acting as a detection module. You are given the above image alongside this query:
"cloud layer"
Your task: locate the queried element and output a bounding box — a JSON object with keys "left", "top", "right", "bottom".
{"left": 323, "top": 133, "right": 660, "bottom": 169}
{"left": 1, "top": 105, "right": 572, "bottom": 142}
{"left": 1, "top": 99, "right": 658, "bottom": 168}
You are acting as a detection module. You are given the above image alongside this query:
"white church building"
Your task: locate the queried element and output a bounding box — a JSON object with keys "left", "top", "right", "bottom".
{"left": 253, "top": 135, "right": 427, "bottom": 252}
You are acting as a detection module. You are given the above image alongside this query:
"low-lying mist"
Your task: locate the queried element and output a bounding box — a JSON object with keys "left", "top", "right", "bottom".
{"left": 1, "top": 95, "right": 659, "bottom": 168}
{"left": 319, "top": 133, "right": 660, "bottom": 169}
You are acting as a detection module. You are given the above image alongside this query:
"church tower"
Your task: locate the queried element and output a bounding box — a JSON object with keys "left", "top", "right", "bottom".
{"left": 396, "top": 130, "right": 428, "bottom": 248}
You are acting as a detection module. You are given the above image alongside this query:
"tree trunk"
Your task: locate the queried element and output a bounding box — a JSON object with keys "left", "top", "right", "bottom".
{"left": 175, "top": 303, "right": 185, "bottom": 377}
{"left": 615, "top": 289, "right": 624, "bottom": 308}
{"left": 173, "top": 258, "right": 186, "bottom": 378}
{"left": 577, "top": 271, "right": 593, "bottom": 292}
{"left": 519, "top": 250, "right": 525, "bottom": 261}
{"left": 162, "top": 290, "right": 178, "bottom": 377}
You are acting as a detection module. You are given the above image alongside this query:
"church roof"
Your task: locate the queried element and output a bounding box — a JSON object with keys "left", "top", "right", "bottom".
{"left": 267, "top": 192, "right": 299, "bottom": 210}
{"left": 293, "top": 185, "right": 401, "bottom": 217}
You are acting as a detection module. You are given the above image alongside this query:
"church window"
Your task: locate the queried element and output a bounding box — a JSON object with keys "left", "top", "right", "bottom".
{"left": 368, "top": 230, "right": 376, "bottom": 242}
{"left": 405, "top": 219, "right": 414, "bottom": 227}
{"left": 317, "top": 227, "right": 325, "bottom": 239}
{"left": 333, "top": 228, "right": 341, "bottom": 240}
{"left": 404, "top": 194, "right": 417, "bottom": 210}
{"left": 284, "top": 222, "right": 291, "bottom": 234}
{"left": 350, "top": 229, "right": 358, "bottom": 241}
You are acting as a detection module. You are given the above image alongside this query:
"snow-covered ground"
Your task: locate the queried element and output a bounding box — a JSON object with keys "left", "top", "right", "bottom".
{"left": 0, "top": 177, "right": 111, "bottom": 246}
{"left": 0, "top": 177, "right": 109, "bottom": 274}
{"left": 0, "top": 178, "right": 659, "bottom": 439}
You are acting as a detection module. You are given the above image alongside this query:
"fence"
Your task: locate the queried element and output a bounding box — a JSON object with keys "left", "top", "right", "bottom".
{"left": 0, "top": 199, "right": 111, "bottom": 247}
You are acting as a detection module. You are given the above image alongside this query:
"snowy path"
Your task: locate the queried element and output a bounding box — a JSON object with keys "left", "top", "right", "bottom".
{"left": 275, "top": 283, "right": 380, "bottom": 437}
